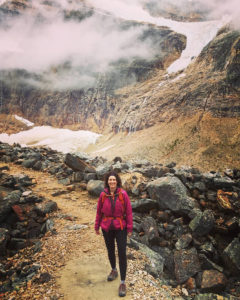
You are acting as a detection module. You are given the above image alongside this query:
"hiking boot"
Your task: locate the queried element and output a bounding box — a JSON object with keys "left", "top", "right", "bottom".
{"left": 118, "top": 283, "right": 126, "bottom": 297}
{"left": 107, "top": 269, "right": 118, "bottom": 281}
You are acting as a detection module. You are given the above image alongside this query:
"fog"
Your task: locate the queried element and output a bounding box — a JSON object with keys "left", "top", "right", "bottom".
{"left": 0, "top": 0, "right": 238, "bottom": 90}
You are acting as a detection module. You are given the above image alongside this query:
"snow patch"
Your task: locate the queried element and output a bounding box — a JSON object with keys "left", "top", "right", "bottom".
{"left": 14, "top": 115, "right": 34, "bottom": 127}
{"left": 0, "top": 126, "right": 101, "bottom": 153}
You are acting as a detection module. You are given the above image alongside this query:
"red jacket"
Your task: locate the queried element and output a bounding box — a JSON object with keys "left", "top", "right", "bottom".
{"left": 95, "top": 188, "right": 133, "bottom": 233}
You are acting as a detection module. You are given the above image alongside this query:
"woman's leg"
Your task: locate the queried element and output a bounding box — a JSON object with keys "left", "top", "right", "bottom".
{"left": 115, "top": 229, "right": 127, "bottom": 281}
{"left": 102, "top": 229, "right": 116, "bottom": 269}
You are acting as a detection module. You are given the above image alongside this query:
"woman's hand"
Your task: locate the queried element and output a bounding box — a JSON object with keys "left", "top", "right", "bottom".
{"left": 127, "top": 232, "right": 132, "bottom": 237}
{"left": 95, "top": 229, "right": 100, "bottom": 235}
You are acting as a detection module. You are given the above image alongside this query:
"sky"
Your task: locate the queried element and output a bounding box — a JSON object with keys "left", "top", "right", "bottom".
{"left": 0, "top": 0, "right": 236, "bottom": 90}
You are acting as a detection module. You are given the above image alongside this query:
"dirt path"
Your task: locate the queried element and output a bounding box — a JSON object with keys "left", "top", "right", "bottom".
{"left": 1, "top": 163, "right": 181, "bottom": 300}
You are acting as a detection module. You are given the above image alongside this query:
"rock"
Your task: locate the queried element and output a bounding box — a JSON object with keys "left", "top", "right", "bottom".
{"left": 112, "top": 161, "right": 122, "bottom": 173}
{"left": 156, "top": 167, "right": 170, "bottom": 178}
{"left": 194, "top": 293, "right": 238, "bottom": 300}
{"left": 8, "top": 238, "right": 27, "bottom": 250}
{"left": 189, "top": 210, "right": 215, "bottom": 236}
{"left": 64, "top": 153, "right": 95, "bottom": 172}
{"left": 174, "top": 248, "right": 201, "bottom": 283}
{"left": 32, "top": 161, "right": 42, "bottom": 171}
{"left": 147, "top": 176, "right": 198, "bottom": 214}
{"left": 84, "top": 173, "right": 97, "bottom": 182}
{"left": 130, "top": 238, "right": 164, "bottom": 277}
{"left": 87, "top": 180, "right": 104, "bottom": 196}
{"left": 223, "top": 237, "right": 240, "bottom": 275}
{"left": 140, "top": 166, "right": 160, "bottom": 178}
{"left": 95, "top": 163, "right": 112, "bottom": 180}
{"left": 121, "top": 172, "right": 146, "bottom": 194}
{"left": 141, "top": 216, "right": 160, "bottom": 246}
{"left": 186, "top": 277, "right": 197, "bottom": 292}
{"left": 131, "top": 198, "right": 159, "bottom": 213}
{"left": 113, "top": 156, "right": 122, "bottom": 163}
{"left": 201, "top": 270, "right": 227, "bottom": 293}
{"left": 41, "top": 219, "right": 55, "bottom": 234}
{"left": 0, "top": 228, "right": 9, "bottom": 256}
{"left": 199, "top": 254, "right": 224, "bottom": 273}
{"left": 213, "top": 176, "right": 235, "bottom": 189}
{"left": 22, "top": 158, "right": 38, "bottom": 168}
{"left": 72, "top": 171, "right": 84, "bottom": 182}
{"left": 34, "top": 272, "right": 52, "bottom": 284}
{"left": 41, "top": 201, "right": 58, "bottom": 214}
{"left": 152, "top": 246, "right": 175, "bottom": 274}
{"left": 58, "top": 177, "right": 71, "bottom": 185}
{"left": 175, "top": 233, "right": 192, "bottom": 250}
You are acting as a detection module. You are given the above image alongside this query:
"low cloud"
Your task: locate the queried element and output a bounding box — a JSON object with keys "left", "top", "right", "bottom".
{"left": 0, "top": 0, "right": 157, "bottom": 90}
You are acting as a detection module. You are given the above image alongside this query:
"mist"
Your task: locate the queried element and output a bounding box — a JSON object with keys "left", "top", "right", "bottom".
{"left": 0, "top": 0, "right": 159, "bottom": 90}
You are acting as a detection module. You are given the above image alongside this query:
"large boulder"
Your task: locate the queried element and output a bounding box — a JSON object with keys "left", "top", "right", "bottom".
{"left": 64, "top": 153, "right": 95, "bottom": 172}
{"left": 223, "top": 238, "right": 240, "bottom": 275}
{"left": 87, "top": 180, "right": 104, "bottom": 197}
{"left": 131, "top": 198, "right": 159, "bottom": 213}
{"left": 147, "top": 176, "right": 198, "bottom": 214}
{"left": 174, "top": 248, "right": 201, "bottom": 283}
{"left": 130, "top": 238, "right": 164, "bottom": 278}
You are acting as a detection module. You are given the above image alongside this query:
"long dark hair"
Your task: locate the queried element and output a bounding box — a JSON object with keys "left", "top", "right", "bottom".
{"left": 104, "top": 171, "right": 122, "bottom": 190}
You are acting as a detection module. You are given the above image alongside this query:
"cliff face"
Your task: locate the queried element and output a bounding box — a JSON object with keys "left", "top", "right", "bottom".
{"left": 0, "top": 18, "right": 186, "bottom": 131}
{"left": 0, "top": 1, "right": 240, "bottom": 170}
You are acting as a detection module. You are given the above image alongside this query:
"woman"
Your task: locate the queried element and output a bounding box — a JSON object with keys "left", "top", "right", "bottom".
{"left": 95, "top": 171, "right": 133, "bottom": 297}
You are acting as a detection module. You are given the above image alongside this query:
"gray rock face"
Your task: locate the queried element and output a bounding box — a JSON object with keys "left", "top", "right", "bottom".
{"left": 174, "top": 247, "right": 201, "bottom": 283}
{"left": 87, "top": 180, "right": 104, "bottom": 196}
{"left": 189, "top": 210, "right": 215, "bottom": 236}
{"left": 147, "top": 176, "right": 198, "bottom": 214}
{"left": 223, "top": 238, "right": 240, "bottom": 275}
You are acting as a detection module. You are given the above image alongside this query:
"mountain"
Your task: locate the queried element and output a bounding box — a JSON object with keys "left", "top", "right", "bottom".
{"left": 0, "top": 0, "right": 240, "bottom": 171}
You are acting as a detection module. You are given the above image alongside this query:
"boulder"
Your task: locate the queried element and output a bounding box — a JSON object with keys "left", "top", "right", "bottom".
{"left": 147, "top": 176, "right": 198, "bottom": 214}
{"left": 141, "top": 216, "right": 160, "bottom": 246}
{"left": 174, "top": 248, "right": 201, "bottom": 283}
{"left": 131, "top": 198, "right": 159, "bottom": 213}
{"left": 87, "top": 180, "right": 104, "bottom": 197}
{"left": 201, "top": 270, "right": 227, "bottom": 293}
{"left": 130, "top": 238, "right": 164, "bottom": 277}
{"left": 64, "top": 153, "right": 95, "bottom": 172}
{"left": 95, "top": 163, "right": 112, "bottom": 180}
{"left": 189, "top": 210, "right": 215, "bottom": 236}
{"left": 223, "top": 238, "right": 240, "bottom": 275}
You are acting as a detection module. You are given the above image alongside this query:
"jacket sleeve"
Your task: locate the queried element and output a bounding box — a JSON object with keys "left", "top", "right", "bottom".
{"left": 95, "top": 192, "right": 103, "bottom": 231}
{"left": 124, "top": 191, "right": 133, "bottom": 233}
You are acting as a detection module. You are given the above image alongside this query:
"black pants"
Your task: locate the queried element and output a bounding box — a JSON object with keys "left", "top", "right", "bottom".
{"left": 102, "top": 229, "right": 127, "bottom": 281}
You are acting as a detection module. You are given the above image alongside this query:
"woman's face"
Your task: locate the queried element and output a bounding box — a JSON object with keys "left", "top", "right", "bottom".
{"left": 108, "top": 175, "right": 117, "bottom": 191}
